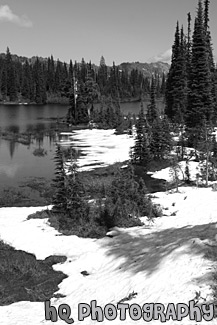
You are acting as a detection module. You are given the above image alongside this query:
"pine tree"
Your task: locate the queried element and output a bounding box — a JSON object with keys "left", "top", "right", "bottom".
{"left": 150, "top": 116, "right": 172, "bottom": 160}
{"left": 132, "top": 102, "right": 152, "bottom": 167}
{"left": 67, "top": 76, "right": 90, "bottom": 125}
{"left": 160, "top": 73, "right": 166, "bottom": 96}
{"left": 83, "top": 74, "right": 99, "bottom": 111}
{"left": 186, "top": 0, "right": 214, "bottom": 131}
{"left": 173, "top": 26, "right": 188, "bottom": 124}
{"left": 5, "top": 47, "right": 17, "bottom": 101}
{"left": 165, "top": 24, "right": 188, "bottom": 123}
{"left": 97, "top": 56, "right": 108, "bottom": 95}
{"left": 165, "top": 22, "right": 180, "bottom": 120}
{"left": 107, "top": 62, "right": 120, "bottom": 98}
{"left": 65, "top": 162, "right": 89, "bottom": 224}
{"left": 33, "top": 57, "right": 47, "bottom": 104}
{"left": 21, "top": 60, "right": 31, "bottom": 99}
{"left": 52, "top": 145, "right": 67, "bottom": 213}
{"left": 47, "top": 55, "right": 55, "bottom": 93}
{"left": 147, "top": 75, "right": 158, "bottom": 124}
{"left": 103, "top": 165, "right": 150, "bottom": 225}
{"left": 80, "top": 58, "right": 87, "bottom": 83}
{"left": 150, "top": 117, "right": 164, "bottom": 159}
{"left": 204, "top": 0, "right": 216, "bottom": 114}
{"left": 197, "top": 119, "right": 214, "bottom": 186}
{"left": 1, "top": 59, "right": 7, "bottom": 99}
{"left": 186, "top": 12, "right": 192, "bottom": 81}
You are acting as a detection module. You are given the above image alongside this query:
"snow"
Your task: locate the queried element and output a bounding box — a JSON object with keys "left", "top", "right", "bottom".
{"left": 60, "top": 129, "right": 135, "bottom": 171}
{"left": 151, "top": 161, "right": 200, "bottom": 182}
{"left": 1, "top": 186, "right": 217, "bottom": 324}
{"left": 1, "top": 129, "right": 217, "bottom": 324}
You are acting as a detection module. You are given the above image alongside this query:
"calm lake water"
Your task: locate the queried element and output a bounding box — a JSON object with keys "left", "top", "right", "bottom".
{"left": 0, "top": 104, "right": 69, "bottom": 190}
{"left": 0, "top": 102, "right": 146, "bottom": 191}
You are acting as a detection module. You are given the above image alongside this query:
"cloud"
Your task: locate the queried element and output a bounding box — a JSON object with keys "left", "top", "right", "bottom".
{"left": 148, "top": 49, "right": 172, "bottom": 64}
{"left": 0, "top": 5, "right": 33, "bottom": 27}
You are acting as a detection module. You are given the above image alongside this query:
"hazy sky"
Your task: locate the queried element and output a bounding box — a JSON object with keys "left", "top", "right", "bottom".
{"left": 0, "top": 0, "right": 216, "bottom": 65}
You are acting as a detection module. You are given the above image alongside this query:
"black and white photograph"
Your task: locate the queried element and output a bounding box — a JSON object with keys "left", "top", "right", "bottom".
{"left": 0, "top": 0, "right": 217, "bottom": 323}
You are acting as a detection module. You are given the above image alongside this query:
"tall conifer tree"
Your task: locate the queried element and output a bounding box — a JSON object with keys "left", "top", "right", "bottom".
{"left": 147, "top": 75, "right": 158, "bottom": 124}
{"left": 165, "top": 22, "right": 180, "bottom": 120}
{"left": 186, "top": 0, "right": 214, "bottom": 131}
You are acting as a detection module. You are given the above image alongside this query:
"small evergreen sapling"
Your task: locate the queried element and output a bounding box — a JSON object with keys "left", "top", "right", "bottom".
{"left": 52, "top": 145, "right": 67, "bottom": 213}
{"left": 185, "top": 160, "right": 191, "bottom": 183}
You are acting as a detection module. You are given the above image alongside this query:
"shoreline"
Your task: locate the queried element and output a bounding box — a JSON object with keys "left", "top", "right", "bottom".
{"left": 0, "top": 96, "right": 155, "bottom": 106}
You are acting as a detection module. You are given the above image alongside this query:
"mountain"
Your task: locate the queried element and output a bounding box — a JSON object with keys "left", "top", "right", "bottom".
{"left": 119, "top": 61, "right": 170, "bottom": 78}
{"left": 0, "top": 51, "right": 170, "bottom": 76}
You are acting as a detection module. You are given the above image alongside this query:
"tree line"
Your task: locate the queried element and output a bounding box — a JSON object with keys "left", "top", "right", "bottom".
{"left": 0, "top": 49, "right": 166, "bottom": 105}
{"left": 165, "top": 0, "right": 217, "bottom": 133}
{"left": 131, "top": 0, "right": 217, "bottom": 185}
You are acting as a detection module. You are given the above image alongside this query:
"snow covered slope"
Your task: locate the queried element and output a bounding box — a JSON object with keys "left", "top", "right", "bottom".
{"left": 1, "top": 186, "right": 217, "bottom": 324}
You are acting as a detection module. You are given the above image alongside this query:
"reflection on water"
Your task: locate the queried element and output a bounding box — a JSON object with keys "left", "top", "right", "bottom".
{"left": 0, "top": 102, "right": 141, "bottom": 190}
{"left": 0, "top": 104, "right": 68, "bottom": 190}
{"left": 0, "top": 135, "right": 58, "bottom": 189}
{"left": 0, "top": 104, "right": 68, "bottom": 133}
{"left": 0, "top": 163, "right": 20, "bottom": 178}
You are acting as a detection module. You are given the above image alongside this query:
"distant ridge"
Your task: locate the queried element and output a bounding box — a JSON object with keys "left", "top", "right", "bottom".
{"left": 119, "top": 61, "right": 170, "bottom": 77}
{"left": 0, "top": 52, "right": 170, "bottom": 77}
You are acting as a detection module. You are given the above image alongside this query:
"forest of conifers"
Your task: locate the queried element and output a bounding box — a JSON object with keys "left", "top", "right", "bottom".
{"left": 0, "top": 50, "right": 166, "bottom": 105}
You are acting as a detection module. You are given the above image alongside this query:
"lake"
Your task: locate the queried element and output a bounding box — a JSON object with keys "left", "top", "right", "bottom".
{"left": 0, "top": 101, "right": 146, "bottom": 191}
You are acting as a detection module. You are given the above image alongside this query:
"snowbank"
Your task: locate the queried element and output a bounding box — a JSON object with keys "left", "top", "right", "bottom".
{"left": 1, "top": 186, "right": 217, "bottom": 324}
{"left": 60, "top": 129, "right": 135, "bottom": 171}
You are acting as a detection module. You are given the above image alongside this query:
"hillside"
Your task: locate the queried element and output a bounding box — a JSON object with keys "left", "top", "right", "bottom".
{"left": 119, "top": 61, "right": 170, "bottom": 78}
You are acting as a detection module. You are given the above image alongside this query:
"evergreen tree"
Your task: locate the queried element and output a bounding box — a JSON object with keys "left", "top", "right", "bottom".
{"left": 21, "top": 60, "right": 31, "bottom": 99}
{"left": 97, "top": 56, "right": 108, "bottom": 95}
{"left": 54, "top": 60, "right": 62, "bottom": 92}
{"left": 67, "top": 84, "right": 77, "bottom": 125}
{"left": 68, "top": 60, "right": 74, "bottom": 82}
{"left": 132, "top": 102, "right": 152, "bottom": 167}
{"left": 80, "top": 58, "right": 87, "bottom": 83}
{"left": 186, "top": 0, "right": 214, "bottom": 131}
{"left": 6, "top": 47, "right": 17, "bottom": 101}
{"left": 173, "top": 25, "right": 188, "bottom": 124}
{"left": 47, "top": 55, "right": 55, "bottom": 92}
{"left": 204, "top": 0, "right": 216, "bottom": 113}
{"left": 1, "top": 60, "right": 7, "bottom": 99}
{"left": 150, "top": 116, "right": 172, "bottom": 160}
{"left": 147, "top": 75, "right": 158, "bottom": 124}
{"left": 102, "top": 165, "right": 150, "bottom": 226}
{"left": 67, "top": 76, "right": 90, "bottom": 125}
{"left": 165, "top": 22, "right": 180, "bottom": 120}
{"left": 65, "top": 161, "right": 89, "bottom": 224}
{"left": 83, "top": 74, "right": 99, "bottom": 111}
{"left": 165, "top": 23, "right": 188, "bottom": 123}
{"left": 186, "top": 12, "right": 192, "bottom": 81}
{"left": 52, "top": 145, "right": 67, "bottom": 213}
{"left": 106, "top": 62, "right": 120, "bottom": 98}
{"left": 33, "top": 57, "right": 47, "bottom": 104}
{"left": 160, "top": 73, "right": 166, "bottom": 96}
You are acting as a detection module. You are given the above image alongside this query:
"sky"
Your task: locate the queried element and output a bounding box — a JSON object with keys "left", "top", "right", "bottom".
{"left": 0, "top": 0, "right": 216, "bottom": 66}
